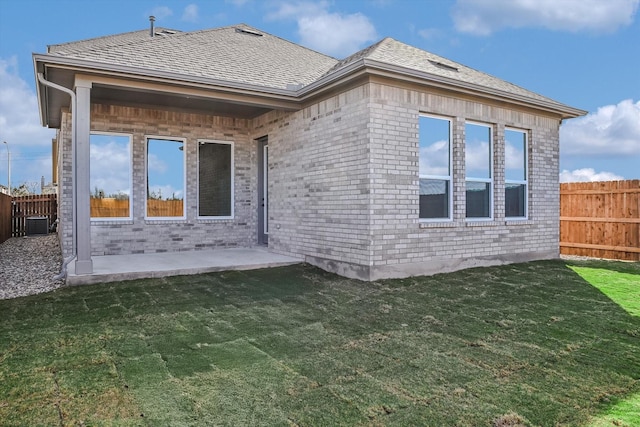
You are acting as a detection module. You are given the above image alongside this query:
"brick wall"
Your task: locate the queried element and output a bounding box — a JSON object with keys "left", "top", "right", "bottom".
{"left": 366, "top": 82, "right": 561, "bottom": 279}
{"left": 59, "top": 104, "right": 257, "bottom": 257}
{"left": 58, "top": 80, "right": 562, "bottom": 280}
{"left": 250, "top": 81, "right": 561, "bottom": 280}
{"left": 252, "top": 85, "right": 374, "bottom": 278}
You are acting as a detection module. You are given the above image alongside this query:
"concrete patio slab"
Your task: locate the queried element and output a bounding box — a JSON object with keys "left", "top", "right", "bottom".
{"left": 67, "top": 247, "right": 302, "bottom": 285}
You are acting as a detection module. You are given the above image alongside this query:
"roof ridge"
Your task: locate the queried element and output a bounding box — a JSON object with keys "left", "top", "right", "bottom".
{"left": 324, "top": 36, "right": 563, "bottom": 107}
{"left": 82, "top": 23, "right": 337, "bottom": 62}
{"left": 389, "top": 40, "right": 559, "bottom": 104}
{"left": 47, "top": 27, "right": 182, "bottom": 53}
{"left": 321, "top": 37, "right": 392, "bottom": 78}
{"left": 42, "top": 23, "right": 338, "bottom": 92}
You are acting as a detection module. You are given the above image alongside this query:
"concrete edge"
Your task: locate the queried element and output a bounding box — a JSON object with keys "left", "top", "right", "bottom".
{"left": 66, "top": 260, "right": 301, "bottom": 286}
{"left": 304, "top": 250, "right": 559, "bottom": 282}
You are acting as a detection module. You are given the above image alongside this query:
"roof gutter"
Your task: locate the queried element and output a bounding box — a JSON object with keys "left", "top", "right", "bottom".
{"left": 36, "top": 72, "right": 77, "bottom": 279}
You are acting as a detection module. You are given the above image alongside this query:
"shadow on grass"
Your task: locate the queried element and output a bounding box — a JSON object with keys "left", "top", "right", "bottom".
{"left": 1, "top": 260, "right": 639, "bottom": 426}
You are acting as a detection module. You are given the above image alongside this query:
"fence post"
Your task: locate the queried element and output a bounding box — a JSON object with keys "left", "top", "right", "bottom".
{"left": 0, "top": 192, "right": 11, "bottom": 243}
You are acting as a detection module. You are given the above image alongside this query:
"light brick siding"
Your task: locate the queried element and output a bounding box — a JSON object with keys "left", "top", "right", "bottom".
{"left": 58, "top": 80, "right": 562, "bottom": 280}
{"left": 254, "top": 81, "right": 561, "bottom": 280}
{"left": 252, "top": 85, "right": 373, "bottom": 278}
{"left": 365, "top": 82, "right": 561, "bottom": 279}
{"left": 59, "top": 104, "right": 257, "bottom": 257}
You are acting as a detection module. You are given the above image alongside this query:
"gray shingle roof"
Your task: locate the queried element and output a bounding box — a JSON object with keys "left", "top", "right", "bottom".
{"left": 48, "top": 28, "right": 183, "bottom": 54}
{"left": 47, "top": 24, "right": 338, "bottom": 91}
{"left": 40, "top": 25, "right": 582, "bottom": 115}
{"left": 323, "top": 37, "right": 559, "bottom": 105}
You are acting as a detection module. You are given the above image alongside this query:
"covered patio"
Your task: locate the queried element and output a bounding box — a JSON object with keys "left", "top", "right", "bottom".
{"left": 67, "top": 247, "right": 302, "bottom": 285}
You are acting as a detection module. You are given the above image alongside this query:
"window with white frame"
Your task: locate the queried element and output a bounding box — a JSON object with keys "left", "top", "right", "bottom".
{"left": 198, "top": 140, "right": 233, "bottom": 218}
{"left": 419, "top": 115, "right": 452, "bottom": 220}
{"left": 146, "top": 137, "right": 186, "bottom": 219}
{"left": 89, "top": 132, "right": 132, "bottom": 219}
{"left": 505, "top": 128, "right": 528, "bottom": 218}
{"left": 465, "top": 122, "right": 493, "bottom": 219}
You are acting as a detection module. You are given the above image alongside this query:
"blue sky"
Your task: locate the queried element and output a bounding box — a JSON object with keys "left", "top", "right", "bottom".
{"left": 0, "top": 0, "right": 638, "bottom": 192}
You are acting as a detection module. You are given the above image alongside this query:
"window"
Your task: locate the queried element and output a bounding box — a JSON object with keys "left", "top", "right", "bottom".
{"left": 465, "top": 122, "right": 493, "bottom": 219}
{"left": 89, "top": 133, "right": 131, "bottom": 219}
{"left": 419, "top": 115, "right": 452, "bottom": 220}
{"left": 146, "top": 137, "right": 185, "bottom": 219}
{"left": 198, "top": 140, "right": 233, "bottom": 218}
{"left": 505, "top": 129, "right": 528, "bottom": 218}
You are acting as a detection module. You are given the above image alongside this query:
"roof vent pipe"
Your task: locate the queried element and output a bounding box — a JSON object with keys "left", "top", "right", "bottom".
{"left": 149, "top": 16, "right": 155, "bottom": 37}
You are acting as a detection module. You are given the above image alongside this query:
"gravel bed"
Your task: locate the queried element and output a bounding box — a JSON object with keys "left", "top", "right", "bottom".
{"left": 0, "top": 234, "right": 65, "bottom": 300}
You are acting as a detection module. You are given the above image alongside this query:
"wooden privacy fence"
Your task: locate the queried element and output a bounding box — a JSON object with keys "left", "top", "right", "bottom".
{"left": 90, "top": 197, "right": 183, "bottom": 218}
{"left": 560, "top": 180, "right": 639, "bottom": 261}
{"left": 146, "top": 199, "right": 183, "bottom": 217}
{"left": 11, "top": 194, "right": 58, "bottom": 238}
{"left": 0, "top": 193, "right": 11, "bottom": 244}
{"left": 90, "top": 198, "right": 130, "bottom": 218}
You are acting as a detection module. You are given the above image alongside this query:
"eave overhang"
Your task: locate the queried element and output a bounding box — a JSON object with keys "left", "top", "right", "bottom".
{"left": 34, "top": 51, "right": 587, "bottom": 129}
{"left": 297, "top": 58, "right": 587, "bottom": 120}
{"left": 33, "top": 53, "right": 303, "bottom": 128}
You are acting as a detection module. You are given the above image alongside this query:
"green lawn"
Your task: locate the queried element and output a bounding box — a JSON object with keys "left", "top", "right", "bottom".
{"left": 1, "top": 260, "right": 639, "bottom": 426}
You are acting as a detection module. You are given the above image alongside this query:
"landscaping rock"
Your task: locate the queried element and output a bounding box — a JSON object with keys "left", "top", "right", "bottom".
{"left": 0, "top": 234, "right": 65, "bottom": 300}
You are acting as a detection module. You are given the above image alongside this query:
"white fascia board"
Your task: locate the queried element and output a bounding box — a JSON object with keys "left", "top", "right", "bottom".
{"left": 32, "top": 55, "right": 49, "bottom": 127}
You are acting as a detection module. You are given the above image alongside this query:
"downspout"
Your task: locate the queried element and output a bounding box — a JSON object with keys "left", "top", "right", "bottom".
{"left": 37, "top": 73, "right": 77, "bottom": 280}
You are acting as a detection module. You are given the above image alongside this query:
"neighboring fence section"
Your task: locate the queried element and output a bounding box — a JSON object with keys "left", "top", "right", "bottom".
{"left": 560, "top": 180, "right": 639, "bottom": 261}
{"left": 146, "top": 199, "right": 184, "bottom": 217}
{"left": 90, "top": 198, "right": 130, "bottom": 218}
{"left": 0, "top": 193, "right": 11, "bottom": 244}
{"left": 11, "top": 194, "right": 58, "bottom": 238}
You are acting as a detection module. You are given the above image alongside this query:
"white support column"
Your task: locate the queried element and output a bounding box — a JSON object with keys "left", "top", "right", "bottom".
{"left": 74, "top": 78, "right": 93, "bottom": 274}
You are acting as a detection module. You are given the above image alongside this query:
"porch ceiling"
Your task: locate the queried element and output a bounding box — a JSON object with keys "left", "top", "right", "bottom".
{"left": 38, "top": 65, "right": 296, "bottom": 128}
{"left": 91, "top": 84, "right": 273, "bottom": 119}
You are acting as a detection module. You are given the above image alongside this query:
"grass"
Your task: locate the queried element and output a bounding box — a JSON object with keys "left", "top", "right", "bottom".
{"left": 1, "top": 259, "right": 639, "bottom": 426}
{"left": 568, "top": 260, "right": 640, "bottom": 317}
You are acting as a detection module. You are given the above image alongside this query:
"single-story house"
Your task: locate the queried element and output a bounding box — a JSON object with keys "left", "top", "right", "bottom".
{"left": 33, "top": 22, "right": 586, "bottom": 281}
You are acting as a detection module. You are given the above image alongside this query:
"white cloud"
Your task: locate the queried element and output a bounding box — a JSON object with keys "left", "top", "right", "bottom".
{"left": 560, "top": 99, "right": 640, "bottom": 156}
{"left": 452, "top": 0, "right": 639, "bottom": 35}
{"left": 225, "top": 0, "right": 250, "bottom": 5}
{"left": 150, "top": 6, "right": 173, "bottom": 21}
{"left": 182, "top": 4, "right": 198, "bottom": 22}
{"left": 90, "top": 137, "right": 131, "bottom": 196}
{"left": 266, "top": 1, "right": 378, "bottom": 57}
{"left": 0, "top": 57, "right": 56, "bottom": 149}
{"left": 419, "top": 140, "right": 449, "bottom": 176}
{"left": 465, "top": 141, "right": 491, "bottom": 177}
{"left": 147, "top": 153, "right": 168, "bottom": 174}
{"left": 560, "top": 168, "right": 624, "bottom": 182}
